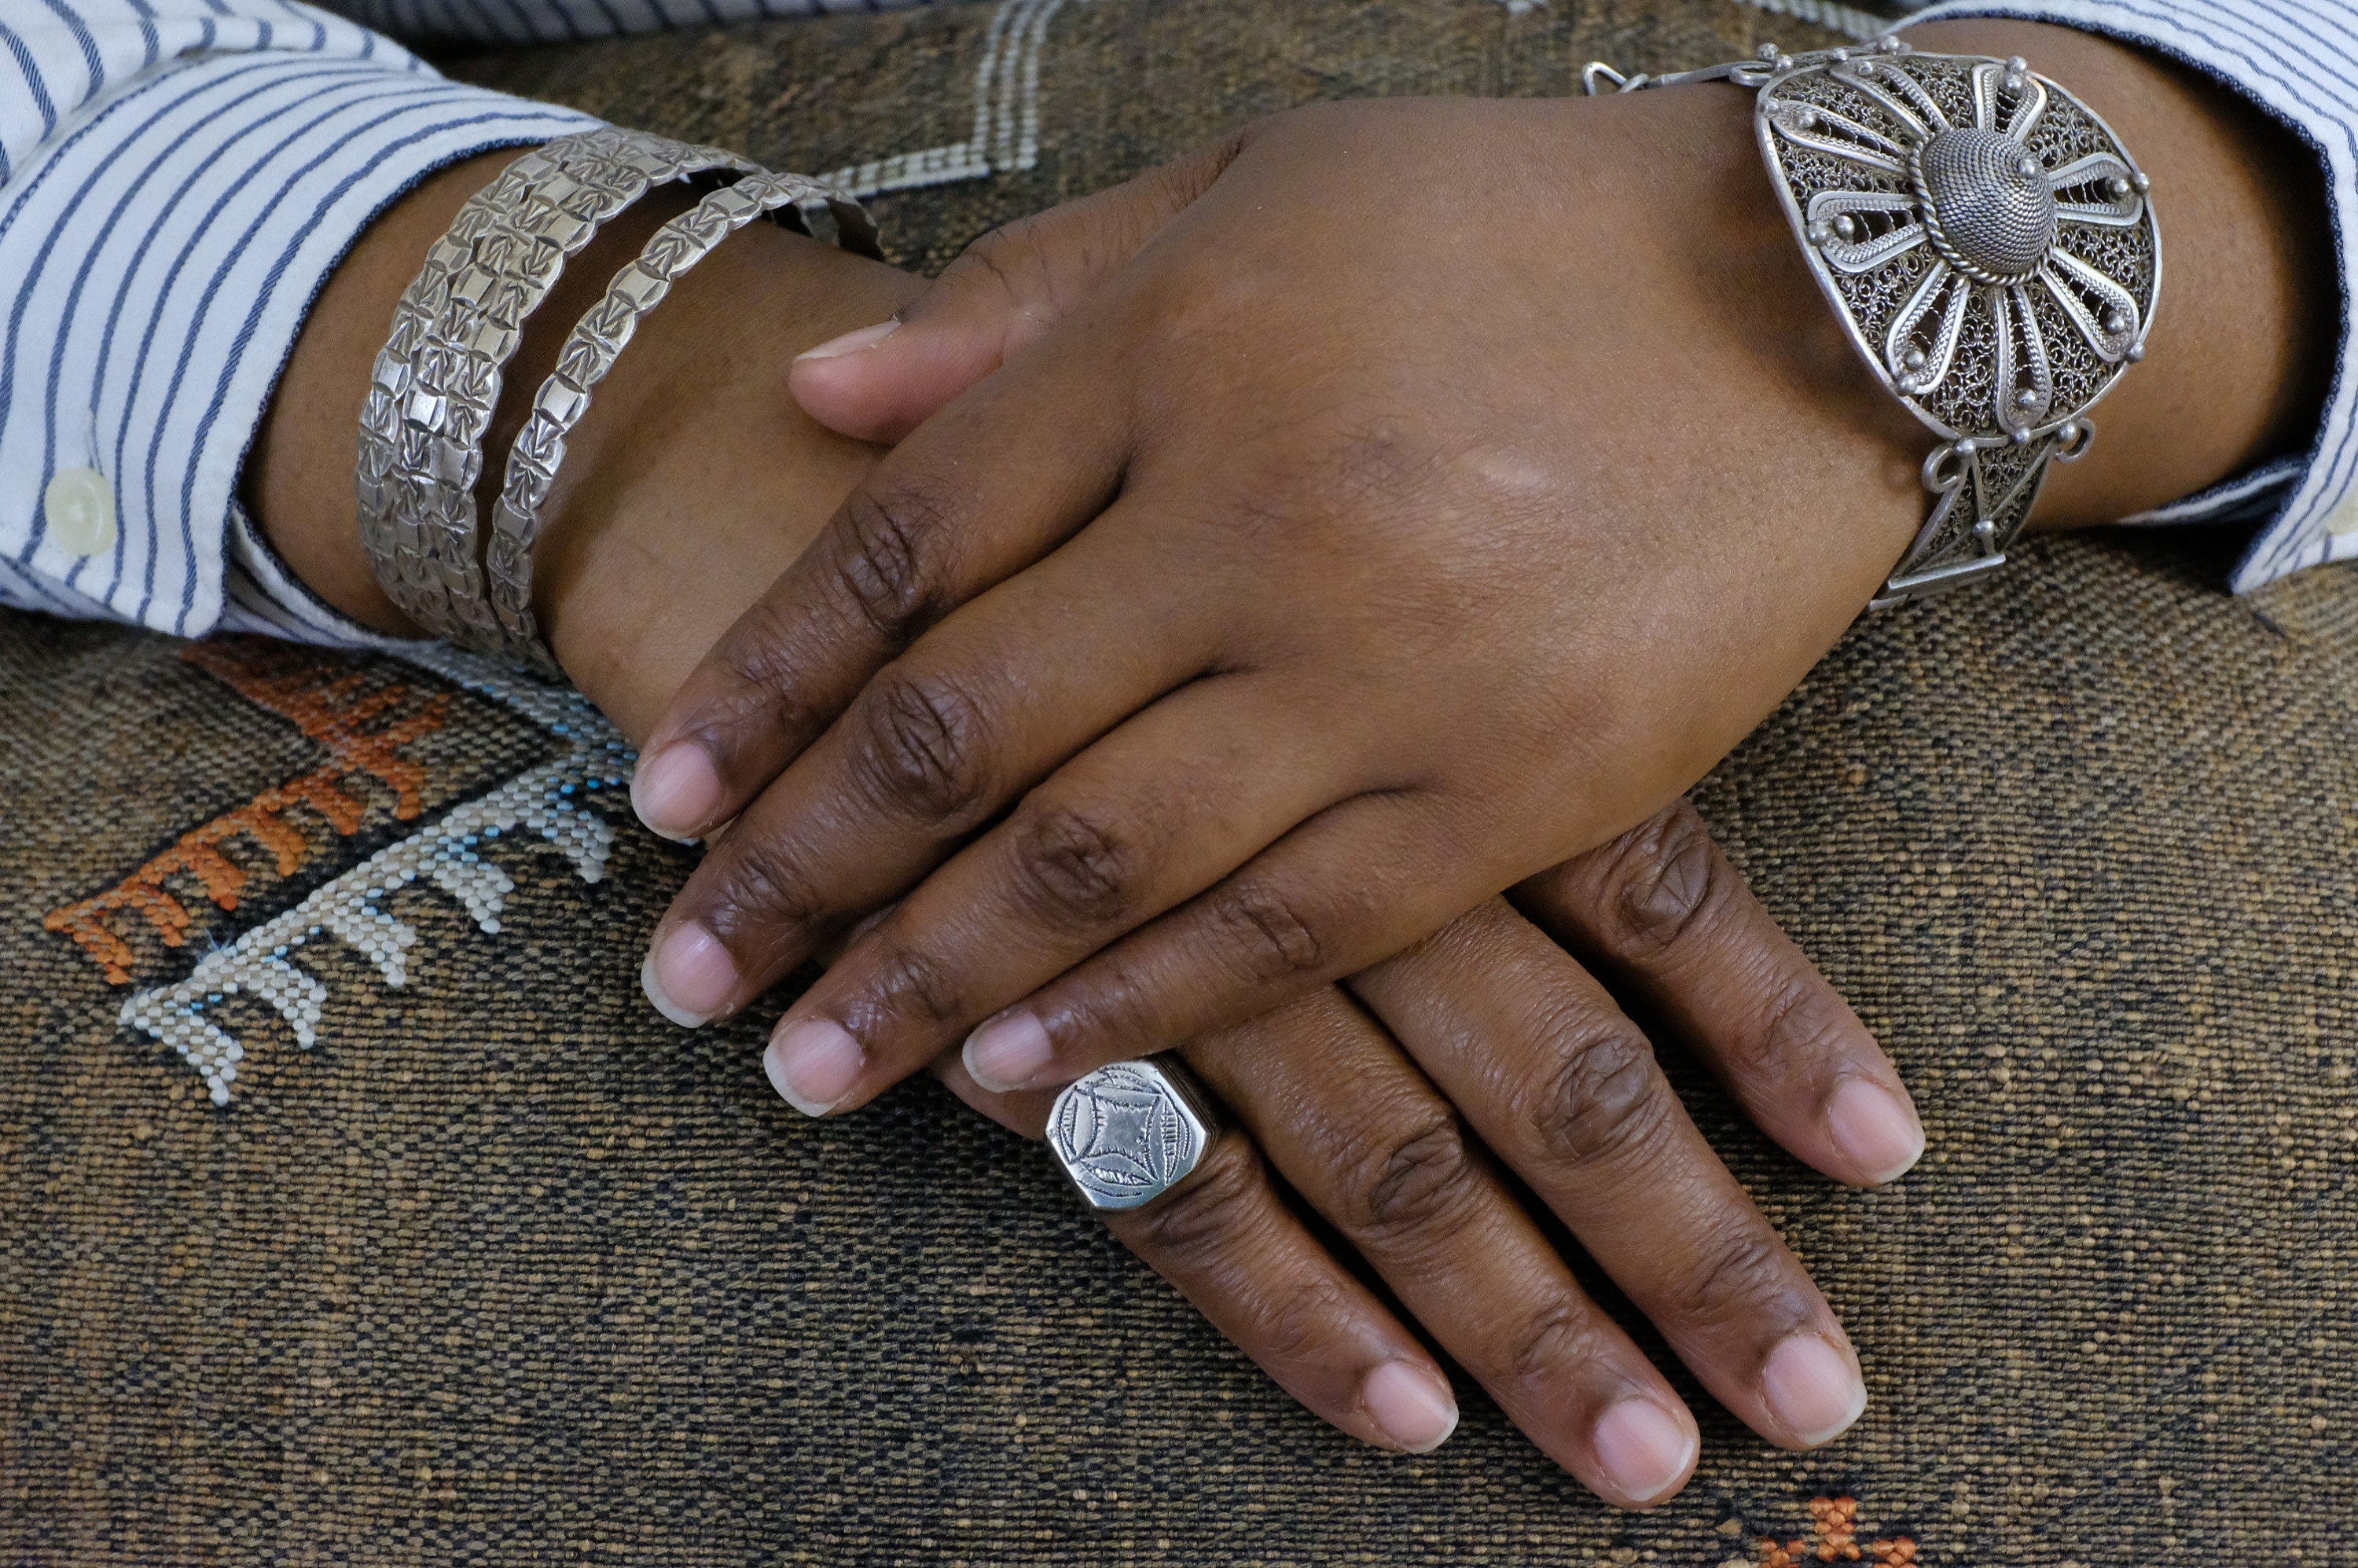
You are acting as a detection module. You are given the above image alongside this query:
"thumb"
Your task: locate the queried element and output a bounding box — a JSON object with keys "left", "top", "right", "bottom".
{"left": 789, "top": 135, "right": 1243, "bottom": 443}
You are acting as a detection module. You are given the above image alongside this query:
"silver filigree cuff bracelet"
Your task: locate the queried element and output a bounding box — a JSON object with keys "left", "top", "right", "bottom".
{"left": 1586, "top": 39, "right": 2160, "bottom": 607}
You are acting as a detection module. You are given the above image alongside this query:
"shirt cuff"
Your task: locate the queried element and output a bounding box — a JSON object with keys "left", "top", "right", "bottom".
{"left": 0, "top": 49, "right": 597, "bottom": 641}
{"left": 1897, "top": 0, "right": 2358, "bottom": 589}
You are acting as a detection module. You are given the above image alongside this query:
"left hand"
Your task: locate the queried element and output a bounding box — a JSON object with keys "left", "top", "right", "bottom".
{"left": 940, "top": 796, "right": 1919, "bottom": 1507}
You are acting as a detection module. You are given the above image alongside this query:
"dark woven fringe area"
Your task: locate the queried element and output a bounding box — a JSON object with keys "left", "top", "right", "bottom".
{"left": 6, "top": 0, "right": 2356, "bottom": 1561}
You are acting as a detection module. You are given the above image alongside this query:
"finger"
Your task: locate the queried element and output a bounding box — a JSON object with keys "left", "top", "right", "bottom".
{"left": 791, "top": 137, "right": 1245, "bottom": 443}
{"left": 630, "top": 339, "right": 1128, "bottom": 845}
{"left": 930, "top": 1048, "right": 1461, "bottom": 1456}
{"left": 742, "top": 677, "right": 1362, "bottom": 1111}
{"left": 930, "top": 1049, "right": 1063, "bottom": 1139}
{"left": 638, "top": 518, "right": 1308, "bottom": 1030}
{"left": 1348, "top": 899, "right": 1868, "bottom": 1452}
{"left": 952, "top": 788, "right": 1483, "bottom": 1094}
{"left": 1515, "top": 799, "right": 1923, "bottom": 1187}
{"left": 1188, "top": 989, "right": 1702, "bottom": 1510}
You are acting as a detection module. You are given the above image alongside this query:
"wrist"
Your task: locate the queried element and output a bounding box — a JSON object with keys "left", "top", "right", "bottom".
{"left": 1891, "top": 20, "right": 2334, "bottom": 531}
{"left": 1566, "top": 83, "right": 1931, "bottom": 602}
{"left": 246, "top": 145, "right": 712, "bottom": 638}
{"left": 534, "top": 226, "right": 921, "bottom": 739}
{"left": 248, "top": 138, "right": 920, "bottom": 736}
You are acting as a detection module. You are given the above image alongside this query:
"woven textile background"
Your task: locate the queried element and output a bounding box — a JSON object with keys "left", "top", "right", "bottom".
{"left": 6, "top": 0, "right": 2356, "bottom": 1562}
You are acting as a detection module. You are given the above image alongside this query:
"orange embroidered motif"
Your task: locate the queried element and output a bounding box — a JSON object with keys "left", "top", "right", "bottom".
{"left": 1755, "top": 1497, "right": 1915, "bottom": 1566}
{"left": 43, "top": 639, "right": 450, "bottom": 983}
{"left": 115, "top": 642, "right": 631, "bottom": 1106}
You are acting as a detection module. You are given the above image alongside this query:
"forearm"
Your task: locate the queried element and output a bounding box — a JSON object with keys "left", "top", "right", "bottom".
{"left": 0, "top": 24, "right": 593, "bottom": 637}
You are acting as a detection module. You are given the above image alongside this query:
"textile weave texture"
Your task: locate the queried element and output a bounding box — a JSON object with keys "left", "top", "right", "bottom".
{"left": 7, "top": 0, "right": 2356, "bottom": 1560}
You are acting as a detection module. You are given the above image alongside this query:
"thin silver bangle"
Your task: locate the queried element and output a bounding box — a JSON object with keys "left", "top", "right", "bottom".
{"left": 484, "top": 170, "right": 877, "bottom": 675}
{"left": 357, "top": 128, "right": 766, "bottom": 651}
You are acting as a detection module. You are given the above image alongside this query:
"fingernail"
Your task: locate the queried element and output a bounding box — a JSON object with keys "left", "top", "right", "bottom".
{"left": 766, "top": 1018, "right": 865, "bottom": 1116}
{"left": 1826, "top": 1078, "right": 1925, "bottom": 1184}
{"left": 1590, "top": 1398, "right": 1697, "bottom": 1507}
{"left": 632, "top": 742, "right": 722, "bottom": 841}
{"left": 795, "top": 319, "right": 900, "bottom": 363}
{"left": 1360, "top": 1361, "right": 1458, "bottom": 1454}
{"left": 963, "top": 1009, "right": 1055, "bottom": 1092}
{"left": 643, "top": 924, "right": 735, "bottom": 1027}
{"left": 1761, "top": 1332, "right": 1867, "bottom": 1447}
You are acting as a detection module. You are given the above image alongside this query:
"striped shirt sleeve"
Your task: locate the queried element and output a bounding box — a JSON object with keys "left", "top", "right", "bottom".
{"left": 328, "top": 0, "right": 940, "bottom": 50}
{"left": 1905, "top": 0, "right": 2358, "bottom": 589}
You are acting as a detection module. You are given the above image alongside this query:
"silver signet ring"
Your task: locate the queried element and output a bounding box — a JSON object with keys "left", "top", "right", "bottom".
{"left": 1046, "top": 1056, "right": 1222, "bottom": 1212}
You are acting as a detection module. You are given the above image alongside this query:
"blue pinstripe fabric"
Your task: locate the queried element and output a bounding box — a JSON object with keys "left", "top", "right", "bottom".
{"left": 0, "top": 0, "right": 2344, "bottom": 645}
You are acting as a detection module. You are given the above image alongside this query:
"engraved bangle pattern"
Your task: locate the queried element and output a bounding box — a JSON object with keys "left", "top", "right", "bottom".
{"left": 356, "top": 127, "right": 766, "bottom": 652}
{"left": 1585, "top": 41, "right": 2158, "bottom": 608}
{"left": 485, "top": 169, "right": 876, "bottom": 674}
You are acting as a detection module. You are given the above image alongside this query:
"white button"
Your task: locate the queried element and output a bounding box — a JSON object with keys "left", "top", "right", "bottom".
{"left": 45, "top": 467, "right": 116, "bottom": 556}
{"left": 2326, "top": 492, "right": 2358, "bottom": 538}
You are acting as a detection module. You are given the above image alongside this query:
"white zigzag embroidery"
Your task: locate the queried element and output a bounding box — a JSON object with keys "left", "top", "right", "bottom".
{"left": 820, "top": 0, "right": 1080, "bottom": 198}
{"left": 815, "top": 0, "right": 1875, "bottom": 206}
{"left": 118, "top": 647, "right": 635, "bottom": 1107}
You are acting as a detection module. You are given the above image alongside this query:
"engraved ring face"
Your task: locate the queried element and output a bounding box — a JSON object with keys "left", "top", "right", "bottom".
{"left": 1047, "top": 1059, "right": 1215, "bottom": 1212}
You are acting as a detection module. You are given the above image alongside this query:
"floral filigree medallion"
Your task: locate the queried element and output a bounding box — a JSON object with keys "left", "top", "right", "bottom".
{"left": 1757, "top": 40, "right": 2159, "bottom": 600}
{"left": 1587, "top": 39, "right": 2159, "bottom": 604}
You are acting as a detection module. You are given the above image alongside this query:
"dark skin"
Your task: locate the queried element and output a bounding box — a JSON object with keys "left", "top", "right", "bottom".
{"left": 629, "top": 23, "right": 2330, "bottom": 1137}
{"left": 252, "top": 148, "right": 1917, "bottom": 1504}
{"left": 246, "top": 17, "right": 2326, "bottom": 1511}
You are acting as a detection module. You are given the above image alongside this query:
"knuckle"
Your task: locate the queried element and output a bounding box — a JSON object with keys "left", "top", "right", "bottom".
{"left": 1508, "top": 1301, "right": 1607, "bottom": 1384}
{"left": 718, "top": 601, "right": 827, "bottom": 738}
{"left": 844, "top": 939, "right": 965, "bottom": 1034}
{"left": 1731, "top": 970, "right": 1850, "bottom": 1085}
{"left": 1523, "top": 1015, "right": 1671, "bottom": 1173}
{"left": 1351, "top": 1117, "right": 1485, "bottom": 1243}
{"left": 854, "top": 667, "right": 996, "bottom": 824}
{"left": 706, "top": 833, "right": 825, "bottom": 938}
{"left": 951, "top": 221, "right": 1045, "bottom": 304}
{"left": 832, "top": 481, "right": 957, "bottom": 642}
{"left": 1257, "top": 1271, "right": 1358, "bottom": 1370}
{"left": 1133, "top": 1137, "right": 1265, "bottom": 1261}
{"left": 1207, "top": 884, "right": 1328, "bottom": 984}
{"left": 1681, "top": 1225, "right": 1810, "bottom": 1335}
{"left": 1597, "top": 800, "right": 1729, "bottom": 958}
{"left": 1008, "top": 800, "right": 1147, "bottom": 930}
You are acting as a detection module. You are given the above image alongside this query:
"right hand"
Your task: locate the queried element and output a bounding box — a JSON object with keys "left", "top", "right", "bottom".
{"left": 947, "top": 796, "right": 1920, "bottom": 1511}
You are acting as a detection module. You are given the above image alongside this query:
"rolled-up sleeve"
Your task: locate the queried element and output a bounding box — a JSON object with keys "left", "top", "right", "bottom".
{"left": 1904, "top": 0, "right": 2358, "bottom": 590}
{"left": 0, "top": 0, "right": 599, "bottom": 641}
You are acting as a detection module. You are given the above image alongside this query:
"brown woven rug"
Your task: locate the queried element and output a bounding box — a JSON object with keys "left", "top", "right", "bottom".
{"left": 6, "top": 0, "right": 2355, "bottom": 1561}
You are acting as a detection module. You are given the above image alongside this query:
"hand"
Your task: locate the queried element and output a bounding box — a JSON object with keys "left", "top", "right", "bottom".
{"left": 246, "top": 52, "right": 2311, "bottom": 1499}
{"left": 948, "top": 797, "right": 1922, "bottom": 1508}
{"left": 421, "top": 184, "right": 1912, "bottom": 1509}
{"left": 626, "top": 20, "right": 2318, "bottom": 1120}
{"left": 244, "top": 147, "right": 1924, "bottom": 1508}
